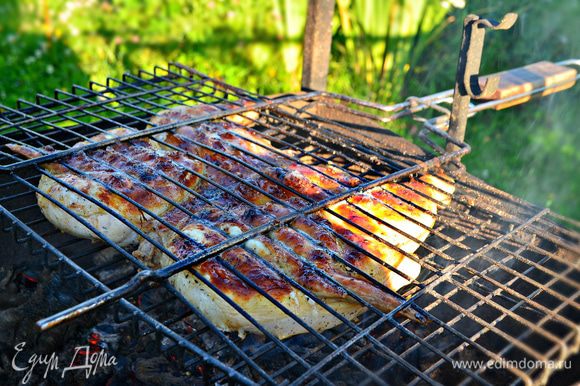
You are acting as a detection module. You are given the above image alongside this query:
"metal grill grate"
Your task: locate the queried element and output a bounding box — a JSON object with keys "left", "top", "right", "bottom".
{"left": 0, "top": 63, "right": 578, "bottom": 385}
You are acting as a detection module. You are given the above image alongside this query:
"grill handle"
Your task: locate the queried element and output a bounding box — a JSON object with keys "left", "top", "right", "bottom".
{"left": 478, "top": 61, "right": 578, "bottom": 110}
{"left": 447, "top": 13, "right": 518, "bottom": 151}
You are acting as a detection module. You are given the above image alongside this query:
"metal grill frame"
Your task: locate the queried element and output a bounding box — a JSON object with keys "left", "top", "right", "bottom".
{"left": 0, "top": 63, "right": 578, "bottom": 386}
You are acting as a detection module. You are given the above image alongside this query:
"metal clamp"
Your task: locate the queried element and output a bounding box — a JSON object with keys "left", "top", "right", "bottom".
{"left": 446, "top": 13, "right": 518, "bottom": 151}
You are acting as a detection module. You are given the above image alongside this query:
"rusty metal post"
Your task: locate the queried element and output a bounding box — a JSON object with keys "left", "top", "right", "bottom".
{"left": 446, "top": 13, "right": 517, "bottom": 152}
{"left": 302, "top": 0, "right": 336, "bottom": 91}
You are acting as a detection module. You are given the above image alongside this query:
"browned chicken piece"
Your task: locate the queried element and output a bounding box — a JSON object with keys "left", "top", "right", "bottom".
{"left": 6, "top": 128, "right": 204, "bottom": 246}
{"left": 7, "top": 101, "right": 454, "bottom": 340}
{"left": 132, "top": 104, "right": 455, "bottom": 338}
{"left": 315, "top": 174, "right": 452, "bottom": 290}
{"left": 134, "top": 191, "right": 422, "bottom": 339}
{"left": 149, "top": 106, "right": 454, "bottom": 291}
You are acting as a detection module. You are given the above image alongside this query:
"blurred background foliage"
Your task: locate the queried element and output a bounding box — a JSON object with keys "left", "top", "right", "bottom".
{"left": 0, "top": 0, "right": 578, "bottom": 218}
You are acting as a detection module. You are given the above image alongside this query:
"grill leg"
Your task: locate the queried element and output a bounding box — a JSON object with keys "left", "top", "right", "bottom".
{"left": 301, "top": 0, "right": 336, "bottom": 91}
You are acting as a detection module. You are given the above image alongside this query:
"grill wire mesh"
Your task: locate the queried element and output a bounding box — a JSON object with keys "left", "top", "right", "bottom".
{"left": 0, "top": 63, "right": 578, "bottom": 385}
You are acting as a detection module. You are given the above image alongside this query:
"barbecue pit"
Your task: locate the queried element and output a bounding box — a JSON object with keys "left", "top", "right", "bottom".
{"left": 0, "top": 3, "right": 578, "bottom": 386}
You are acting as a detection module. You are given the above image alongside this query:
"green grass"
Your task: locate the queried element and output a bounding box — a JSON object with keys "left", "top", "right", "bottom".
{"left": 0, "top": 0, "right": 578, "bottom": 218}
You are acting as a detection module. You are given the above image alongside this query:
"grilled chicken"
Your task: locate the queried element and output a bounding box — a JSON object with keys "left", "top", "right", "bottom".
{"left": 134, "top": 191, "right": 423, "bottom": 339}
{"left": 7, "top": 128, "right": 204, "bottom": 246}
{"left": 152, "top": 106, "right": 454, "bottom": 291}
{"left": 7, "top": 102, "right": 455, "bottom": 339}
{"left": 132, "top": 104, "right": 454, "bottom": 338}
